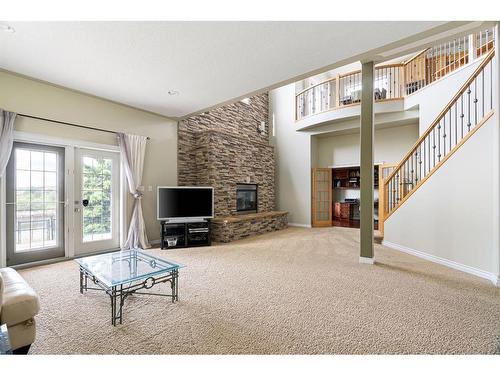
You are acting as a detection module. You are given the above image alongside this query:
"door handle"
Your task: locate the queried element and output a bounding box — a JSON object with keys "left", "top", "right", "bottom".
{"left": 74, "top": 200, "right": 89, "bottom": 208}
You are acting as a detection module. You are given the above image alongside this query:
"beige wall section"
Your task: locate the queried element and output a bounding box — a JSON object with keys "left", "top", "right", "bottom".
{"left": 269, "top": 84, "right": 312, "bottom": 226}
{"left": 384, "top": 116, "right": 498, "bottom": 278}
{"left": 314, "top": 123, "right": 418, "bottom": 167}
{"left": 0, "top": 70, "right": 178, "bottom": 242}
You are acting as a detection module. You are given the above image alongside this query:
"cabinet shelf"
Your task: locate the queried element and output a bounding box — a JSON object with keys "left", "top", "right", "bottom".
{"left": 161, "top": 221, "right": 211, "bottom": 249}
{"left": 332, "top": 165, "right": 379, "bottom": 190}
{"left": 333, "top": 186, "right": 380, "bottom": 190}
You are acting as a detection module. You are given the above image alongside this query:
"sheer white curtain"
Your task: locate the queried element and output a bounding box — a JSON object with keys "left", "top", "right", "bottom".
{"left": 118, "top": 133, "right": 150, "bottom": 249}
{"left": 0, "top": 109, "right": 16, "bottom": 178}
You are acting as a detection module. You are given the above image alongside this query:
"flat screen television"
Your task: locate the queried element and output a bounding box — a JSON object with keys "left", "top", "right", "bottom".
{"left": 157, "top": 186, "right": 214, "bottom": 221}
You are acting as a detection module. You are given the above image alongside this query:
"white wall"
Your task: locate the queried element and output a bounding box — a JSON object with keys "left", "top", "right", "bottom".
{"left": 0, "top": 70, "right": 178, "bottom": 243}
{"left": 314, "top": 123, "right": 418, "bottom": 167}
{"left": 405, "top": 57, "right": 485, "bottom": 135}
{"left": 384, "top": 115, "right": 499, "bottom": 281}
{"left": 270, "top": 84, "right": 312, "bottom": 226}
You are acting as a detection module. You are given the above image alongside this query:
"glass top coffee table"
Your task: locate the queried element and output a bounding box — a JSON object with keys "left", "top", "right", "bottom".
{"left": 0, "top": 324, "right": 12, "bottom": 355}
{"left": 76, "top": 249, "right": 185, "bottom": 326}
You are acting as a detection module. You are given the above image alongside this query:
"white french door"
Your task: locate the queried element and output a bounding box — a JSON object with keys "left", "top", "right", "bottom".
{"left": 5, "top": 142, "right": 65, "bottom": 266}
{"left": 74, "top": 148, "right": 120, "bottom": 255}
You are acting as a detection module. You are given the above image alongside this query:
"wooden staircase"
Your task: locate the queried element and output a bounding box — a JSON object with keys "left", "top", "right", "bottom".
{"left": 379, "top": 49, "right": 495, "bottom": 234}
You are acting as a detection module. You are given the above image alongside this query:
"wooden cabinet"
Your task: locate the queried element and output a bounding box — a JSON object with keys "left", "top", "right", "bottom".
{"left": 332, "top": 166, "right": 378, "bottom": 189}
{"left": 334, "top": 202, "right": 350, "bottom": 220}
{"left": 334, "top": 202, "right": 341, "bottom": 218}
{"left": 332, "top": 168, "right": 348, "bottom": 181}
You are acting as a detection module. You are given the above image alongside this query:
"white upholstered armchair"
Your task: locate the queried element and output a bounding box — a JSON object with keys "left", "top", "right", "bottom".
{"left": 0, "top": 267, "right": 39, "bottom": 354}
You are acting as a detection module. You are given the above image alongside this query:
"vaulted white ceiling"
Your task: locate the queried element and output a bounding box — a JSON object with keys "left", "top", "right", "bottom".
{"left": 0, "top": 21, "right": 468, "bottom": 118}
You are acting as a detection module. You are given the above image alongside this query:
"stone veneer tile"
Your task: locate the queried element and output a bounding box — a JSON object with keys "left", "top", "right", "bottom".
{"left": 178, "top": 93, "right": 287, "bottom": 242}
{"left": 211, "top": 212, "right": 288, "bottom": 243}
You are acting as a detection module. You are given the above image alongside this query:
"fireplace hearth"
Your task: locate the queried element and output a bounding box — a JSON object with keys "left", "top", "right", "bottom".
{"left": 236, "top": 184, "right": 257, "bottom": 214}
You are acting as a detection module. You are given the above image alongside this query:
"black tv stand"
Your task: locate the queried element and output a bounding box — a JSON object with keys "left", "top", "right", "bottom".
{"left": 160, "top": 220, "right": 211, "bottom": 249}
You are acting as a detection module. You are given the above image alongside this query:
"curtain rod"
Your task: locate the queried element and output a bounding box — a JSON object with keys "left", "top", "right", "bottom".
{"left": 17, "top": 113, "right": 151, "bottom": 140}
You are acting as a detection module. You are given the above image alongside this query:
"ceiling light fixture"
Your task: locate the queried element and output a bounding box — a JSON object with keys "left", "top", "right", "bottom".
{"left": 168, "top": 90, "right": 179, "bottom": 96}
{"left": 0, "top": 24, "right": 15, "bottom": 33}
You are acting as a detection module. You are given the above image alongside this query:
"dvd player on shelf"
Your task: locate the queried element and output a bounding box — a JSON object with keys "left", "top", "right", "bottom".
{"left": 160, "top": 220, "right": 211, "bottom": 249}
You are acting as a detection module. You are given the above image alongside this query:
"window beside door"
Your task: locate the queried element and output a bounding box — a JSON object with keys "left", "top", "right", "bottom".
{"left": 14, "top": 148, "right": 59, "bottom": 252}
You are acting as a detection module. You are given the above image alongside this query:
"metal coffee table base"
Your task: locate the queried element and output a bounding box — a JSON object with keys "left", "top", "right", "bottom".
{"left": 79, "top": 267, "right": 179, "bottom": 326}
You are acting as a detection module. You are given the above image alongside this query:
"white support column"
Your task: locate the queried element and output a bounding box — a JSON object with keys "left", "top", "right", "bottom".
{"left": 360, "top": 61, "right": 375, "bottom": 264}
{"left": 468, "top": 32, "right": 476, "bottom": 63}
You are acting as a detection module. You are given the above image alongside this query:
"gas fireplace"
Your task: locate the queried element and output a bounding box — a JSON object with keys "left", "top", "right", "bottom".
{"left": 236, "top": 184, "right": 257, "bottom": 214}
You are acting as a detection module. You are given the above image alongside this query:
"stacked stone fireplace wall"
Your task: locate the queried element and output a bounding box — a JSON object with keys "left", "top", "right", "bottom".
{"left": 178, "top": 93, "right": 287, "bottom": 241}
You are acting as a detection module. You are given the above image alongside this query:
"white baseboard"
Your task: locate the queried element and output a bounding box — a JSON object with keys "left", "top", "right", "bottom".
{"left": 288, "top": 223, "right": 312, "bottom": 228}
{"left": 382, "top": 240, "right": 500, "bottom": 287}
{"left": 150, "top": 239, "right": 161, "bottom": 245}
{"left": 359, "top": 256, "right": 375, "bottom": 265}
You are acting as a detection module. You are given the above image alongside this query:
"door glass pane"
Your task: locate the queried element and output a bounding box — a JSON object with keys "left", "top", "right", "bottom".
{"left": 81, "top": 155, "right": 113, "bottom": 242}
{"left": 45, "top": 171, "right": 57, "bottom": 189}
{"left": 31, "top": 151, "right": 44, "bottom": 171}
{"left": 44, "top": 153, "right": 57, "bottom": 171}
{"left": 14, "top": 148, "right": 59, "bottom": 252}
{"left": 16, "top": 170, "right": 30, "bottom": 189}
{"left": 313, "top": 169, "right": 331, "bottom": 224}
{"left": 16, "top": 149, "right": 31, "bottom": 170}
{"left": 31, "top": 171, "right": 44, "bottom": 188}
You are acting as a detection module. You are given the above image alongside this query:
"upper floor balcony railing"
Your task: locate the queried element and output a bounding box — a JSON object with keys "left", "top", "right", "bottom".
{"left": 295, "top": 27, "right": 495, "bottom": 121}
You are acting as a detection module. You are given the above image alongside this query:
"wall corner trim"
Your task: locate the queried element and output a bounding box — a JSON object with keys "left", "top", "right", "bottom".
{"left": 382, "top": 240, "right": 500, "bottom": 287}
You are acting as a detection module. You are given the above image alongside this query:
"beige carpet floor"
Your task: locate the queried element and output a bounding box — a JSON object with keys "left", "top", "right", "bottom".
{"left": 19, "top": 227, "right": 500, "bottom": 354}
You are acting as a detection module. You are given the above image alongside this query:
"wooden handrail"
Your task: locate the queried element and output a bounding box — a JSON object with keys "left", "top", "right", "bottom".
{"left": 384, "top": 48, "right": 495, "bottom": 185}
{"left": 296, "top": 64, "right": 402, "bottom": 98}
{"left": 384, "top": 109, "right": 494, "bottom": 222}
{"left": 297, "top": 54, "right": 427, "bottom": 108}
{"left": 338, "top": 69, "right": 361, "bottom": 79}
{"left": 296, "top": 56, "right": 424, "bottom": 97}
{"left": 375, "top": 63, "right": 404, "bottom": 69}
{"left": 296, "top": 28, "right": 494, "bottom": 122}
{"left": 403, "top": 49, "right": 429, "bottom": 65}
{"left": 295, "top": 77, "right": 336, "bottom": 97}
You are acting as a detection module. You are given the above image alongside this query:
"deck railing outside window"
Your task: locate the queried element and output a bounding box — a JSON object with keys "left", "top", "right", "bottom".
{"left": 295, "top": 27, "right": 495, "bottom": 121}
